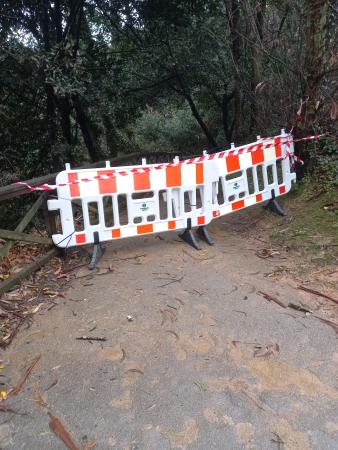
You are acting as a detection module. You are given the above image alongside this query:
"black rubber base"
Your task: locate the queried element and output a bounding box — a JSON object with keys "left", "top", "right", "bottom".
{"left": 265, "top": 198, "right": 286, "bottom": 217}
{"left": 197, "top": 226, "right": 214, "bottom": 245}
{"left": 88, "top": 231, "right": 106, "bottom": 269}
{"left": 179, "top": 228, "right": 201, "bottom": 250}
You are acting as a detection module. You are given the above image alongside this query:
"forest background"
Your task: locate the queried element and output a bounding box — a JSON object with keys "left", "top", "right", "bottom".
{"left": 0, "top": 1, "right": 337, "bottom": 215}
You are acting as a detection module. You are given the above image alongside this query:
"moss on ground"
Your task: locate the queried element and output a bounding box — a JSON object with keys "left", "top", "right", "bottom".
{"left": 268, "top": 180, "right": 338, "bottom": 267}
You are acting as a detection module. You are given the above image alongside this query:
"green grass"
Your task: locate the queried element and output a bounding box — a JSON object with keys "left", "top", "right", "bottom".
{"left": 269, "top": 180, "right": 338, "bottom": 266}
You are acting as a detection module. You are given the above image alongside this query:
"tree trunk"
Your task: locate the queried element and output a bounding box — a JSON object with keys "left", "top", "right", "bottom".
{"left": 102, "top": 114, "right": 119, "bottom": 157}
{"left": 226, "top": 0, "right": 243, "bottom": 140}
{"left": 222, "top": 90, "right": 235, "bottom": 145}
{"left": 174, "top": 67, "right": 218, "bottom": 148}
{"left": 248, "top": 0, "right": 266, "bottom": 132}
{"left": 300, "top": 0, "right": 329, "bottom": 132}
{"left": 184, "top": 92, "right": 219, "bottom": 148}
{"left": 296, "top": 0, "right": 329, "bottom": 174}
{"left": 73, "top": 97, "right": 103, "bottom": 161}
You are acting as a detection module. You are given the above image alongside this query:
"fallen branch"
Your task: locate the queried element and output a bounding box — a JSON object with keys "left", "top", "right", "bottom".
{"left": 298, "top": 285, "right": 338, "bottom": 306}
{"left": 258, "top": 291, "right": 286, "bottom": 308}
{"left": 0, "top": 247, "right": 59, "bottom": 295}
{"left": 9, "top": 354, "right": 41, "bottom": 396}
{"left": 76, "top": 336, "right": 107, "bottom": 342}
{"left": 158, "top": 276, "right": 183, "bottom": 288}
{"left": 48, "top": 412, "right": 79, "bottom": 450}
{"left": 313, "top": 315, "right": 338, "bottom": 334}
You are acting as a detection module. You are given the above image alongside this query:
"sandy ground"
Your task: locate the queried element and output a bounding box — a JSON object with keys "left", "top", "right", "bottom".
{"left": 1, "top": 206, "right": 338, "bottom": 450}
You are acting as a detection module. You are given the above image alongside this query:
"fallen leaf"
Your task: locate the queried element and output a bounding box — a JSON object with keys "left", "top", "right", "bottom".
{"left": 0, "top": 274, "right": 10, "bottom": 281}
{"left": 32, "top": 303, "right": 44, "bottom": 314}
{"left": 193, "top": 381, "right": 207, "bottom": 392}
{"left": 48, "top": 412, "right": 79, "bottom": 450}
{"left": 88, "top": 321, "right": 97, "bottom": 332}
{"left": 254, "top": 343, "right": 280, "bottom": 359}
{"left": 34, "top": 392, "right": 48, "bottom": 408}
{"left": 82, "top": 438, "right": 97, "bottom": 450}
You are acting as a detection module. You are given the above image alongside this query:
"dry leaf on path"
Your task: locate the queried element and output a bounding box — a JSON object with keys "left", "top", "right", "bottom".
{"left": 48, "top": 412, "right": 79, "bottom": 450}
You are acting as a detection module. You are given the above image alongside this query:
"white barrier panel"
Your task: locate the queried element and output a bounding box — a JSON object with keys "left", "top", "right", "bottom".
{"left": 48, "top": 160, "right": 220, "bottom": 247}
{"left": 48, "top": 130, "right": 296, "bottom": 248}
{"left": 212, "top": 131, "right": 296, "bottom": 216}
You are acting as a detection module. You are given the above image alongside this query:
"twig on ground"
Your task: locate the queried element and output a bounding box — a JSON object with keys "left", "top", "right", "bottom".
{"left": 111, "top": 254, "right": 146, "bottom": 262}
{"left": 63, "top": 263, "right": 88, "bottom": 273}
{"left": 313, "top": 316, "right": 338, "bottom": 334}
{"left": 158, "top": 276, "right": 183, "bottom": 288}
{"left": 76, "top": 336, "right": 107, "bottom": 342}
{"left": 258, "top": 291, "right": 286, "bottom": 308}
{"left": 297, "top": 285, "right": 338, "bottom": 306}
{"left": 9, "top": 354, "right": 41, "bottom": 396}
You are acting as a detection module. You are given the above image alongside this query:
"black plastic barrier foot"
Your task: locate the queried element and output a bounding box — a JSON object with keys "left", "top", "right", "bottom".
{"left": 179, "top": 218, "right": 201, "bottom": 250}
{"left": 197, "top": 226, "right": 214, "bottom": 246}
{"left": 265, "top": 199, "right": 286, "bottom": 217}
{"left": 88, "top": 231, "right": 105, "bottom": 269}
{"left": 179, "top": 228, "right": 201, "bottom": 250}
{"left": 265, "top": 189, "right": 286, "bottom": 217}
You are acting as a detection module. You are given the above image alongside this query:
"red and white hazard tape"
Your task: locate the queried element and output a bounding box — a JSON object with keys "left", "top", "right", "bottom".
{"left": 15, "top": 133, "right": 325, "bottom": 192}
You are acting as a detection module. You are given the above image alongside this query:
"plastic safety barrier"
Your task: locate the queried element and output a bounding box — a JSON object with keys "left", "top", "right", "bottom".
{"left": 48, "top": 158, "right": 220, "bottom": 248}
{"left": 48, "top": 129, "right": 296, "bottom": 255}
{"left": 211, "top": 131, "right": 296, "bottom": 217}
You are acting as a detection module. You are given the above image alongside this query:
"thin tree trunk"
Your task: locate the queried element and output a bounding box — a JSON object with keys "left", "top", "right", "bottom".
{"left": 102, "top": 114, "right": 119, "bottom": 157}
{"left": 73, "top": 97, "right": 103, "bottom": 161}
{"left": 174, "top": 67, "right": 218, "bottom": 148}
{"left": 222, "top": 90, "right": 235, "bottom": 144}
{"left": 247, "top": 0, "right": 266, "bottom": 132}
{"left": 296, "top": 0, "right": 329, "bottom": 174}
{"left": 184, "top": 92, "right": 219, "bottom": 148}
{"left": 227, "top": 0, "right": 243, "bottom": 140}
{"left": 300, "top": 0, "right": 329, "bottom": 132}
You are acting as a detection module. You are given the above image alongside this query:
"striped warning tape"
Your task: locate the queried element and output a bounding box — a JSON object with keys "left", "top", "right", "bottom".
{"left": 15, "top": 133, "right": 326, "bottom": 192}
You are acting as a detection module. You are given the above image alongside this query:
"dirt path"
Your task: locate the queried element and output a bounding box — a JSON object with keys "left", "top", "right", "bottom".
{"left": 1, "top": 207, "right": 338, "bottom": 449}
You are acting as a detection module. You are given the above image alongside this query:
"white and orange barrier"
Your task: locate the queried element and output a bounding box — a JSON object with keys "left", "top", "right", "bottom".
{"left": 47, "top": 158, "right": 220, "bottom": 248}
{"left": 47, "top": 129, "right": 296, "bottom": 250}
{"left": 211, "top": 131, "right": 296, "bottom": 217}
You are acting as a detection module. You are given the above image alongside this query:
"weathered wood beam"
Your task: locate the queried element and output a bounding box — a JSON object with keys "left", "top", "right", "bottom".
{"left": 0, "top": 248, "right": 59, "bottom": 296}
{"left": 0, "top": 193, "right": 47, "bottom": 260}
{"left": 0, "top": 229, "right": 52, "bottom": 245}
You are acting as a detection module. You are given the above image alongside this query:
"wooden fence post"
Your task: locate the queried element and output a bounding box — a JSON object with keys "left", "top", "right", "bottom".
{"left": 0, "top": 192, "right": 47, "bottom": 261}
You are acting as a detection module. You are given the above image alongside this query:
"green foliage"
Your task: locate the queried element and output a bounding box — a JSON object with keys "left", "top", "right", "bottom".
{"left": 309, "top": 140, "right": 338, "bottom": 192}
{"left": 133, "top": 104, "right": 204, "bottom": 152}
{"left": 0, "top": 0, "right": 336, "bottom": 186}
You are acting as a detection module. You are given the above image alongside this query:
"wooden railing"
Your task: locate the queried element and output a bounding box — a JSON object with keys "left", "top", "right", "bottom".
{"left": 0, "top": 150, "right": 178, "bottom": 295}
